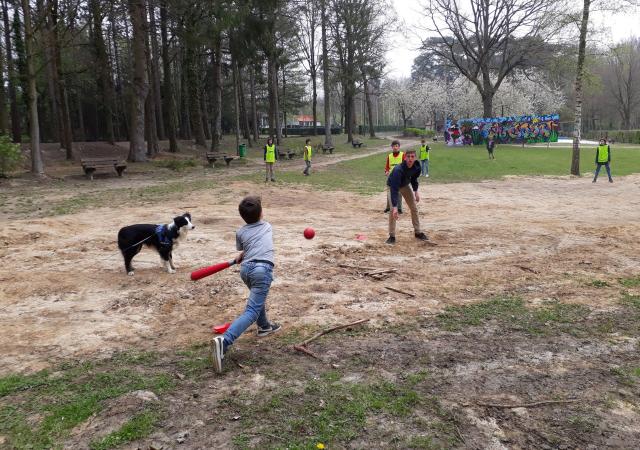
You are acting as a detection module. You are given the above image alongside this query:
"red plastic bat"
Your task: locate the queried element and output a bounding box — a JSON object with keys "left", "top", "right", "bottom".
{"left": 190, "top": 259, "right": 236, "bottom": 281}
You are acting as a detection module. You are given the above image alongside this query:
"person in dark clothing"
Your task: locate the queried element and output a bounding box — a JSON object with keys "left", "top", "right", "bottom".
{"left": 593, "top": 138, "right": 613, "bottom": 183}
{"left": 486, "top": 137, "right": 496, "bottom": 159}
{"left": 385, "top": 149, "right": 429, "bottom": 245}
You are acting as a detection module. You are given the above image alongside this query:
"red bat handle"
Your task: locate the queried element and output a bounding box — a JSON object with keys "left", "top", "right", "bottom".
{"left": 190, "top": 259, "right": 236, "bottom": 281}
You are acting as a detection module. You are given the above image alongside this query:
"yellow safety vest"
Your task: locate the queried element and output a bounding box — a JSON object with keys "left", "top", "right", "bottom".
{"left": 597, "top": 144, "right": 609, "bottom": 163}
{"left": 265, "top": 144, "right": 276, "bottom": 163}
{"left": 304, "top": 145, "right": 312, "bottom": 161}
{"left": 419, "top": 144, "right": 429, "bottom": 160}
{"left": 388, "top": 152, "right": 404, "bottom": 171}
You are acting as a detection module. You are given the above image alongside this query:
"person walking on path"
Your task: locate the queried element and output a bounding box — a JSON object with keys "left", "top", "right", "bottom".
{"left": 303, "top": 138, "right": 312, "bottom": 176}
{"left": 211, "top": 196, "right": 281, "bottom": 373}
{"left": 264, "top": 137, "right": 278, "bottom": 182}
{"left": 419, "top": 138, "right": 430, "bottom": 177}
{"left": 486, "top": 137, "right": 496, "bottom": 160}
{"left": 384, "top": 140, "right": 404, "bottom": 214}
{"left": 593, "top": 138, "right": 613, "bottom": 183}
{"left": 385, "top": 148, "right": 429, "bottom": 245}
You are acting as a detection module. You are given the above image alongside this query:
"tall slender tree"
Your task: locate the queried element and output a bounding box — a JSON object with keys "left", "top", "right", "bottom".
{"left": 127, "top": 0, "right": 149, "bottom": 162}
{"left": 21, "top": 0, "right": 44, "bottom": 174}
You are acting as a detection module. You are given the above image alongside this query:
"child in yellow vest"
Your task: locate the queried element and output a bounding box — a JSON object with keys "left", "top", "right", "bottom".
{"left": 593, "top": 138, "right": 613, "bottom": 183}
{"left": 419, "top": 138, "right": 430, "bottom": 177}
{"left": 303, "top": 138, "right": 312, "bottom": 176}
{"left": 264, "top": 137, "right": 277, "bottom": 182}
{"left": 384, "top": 140, "right": 404, "bottom": 214}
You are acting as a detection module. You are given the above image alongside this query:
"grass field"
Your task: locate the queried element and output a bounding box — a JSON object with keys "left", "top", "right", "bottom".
{"left": 246, "top": 143, "right": 640, "bottom": 193}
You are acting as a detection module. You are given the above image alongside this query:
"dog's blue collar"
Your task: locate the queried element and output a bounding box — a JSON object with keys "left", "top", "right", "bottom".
{"left": 155, "top": 224, "right": 173, "bottom": 246}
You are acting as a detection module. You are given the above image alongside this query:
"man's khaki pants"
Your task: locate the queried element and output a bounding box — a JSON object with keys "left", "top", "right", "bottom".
{"left": 388, "top": 186, "right": 421, "bottom": 236}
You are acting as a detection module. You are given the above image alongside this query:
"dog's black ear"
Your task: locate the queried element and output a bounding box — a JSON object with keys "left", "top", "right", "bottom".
{"left": 184, "top": 212, "right": 191, "bottom": 220}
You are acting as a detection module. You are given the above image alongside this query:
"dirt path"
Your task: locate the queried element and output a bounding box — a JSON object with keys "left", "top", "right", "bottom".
{"left": 1, "top": 171, "right": 639, "bottom": 374}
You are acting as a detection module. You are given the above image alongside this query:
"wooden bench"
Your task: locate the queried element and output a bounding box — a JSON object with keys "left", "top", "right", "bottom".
{"left": 81, "top": 158, "right": 127, "bottom": 180}
{"left": 205, "top": 152, "right": 235, "bottom": 167}
{"left": 352, "top": 139, "right": 364, "bottom": 148}
{"left": 321, "top": 144, "right": 335, "bottom": 154}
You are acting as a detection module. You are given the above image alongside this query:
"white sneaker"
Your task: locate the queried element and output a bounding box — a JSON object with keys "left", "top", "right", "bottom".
{"left": 211, "top": 336, "right": 225, "bottom": 373}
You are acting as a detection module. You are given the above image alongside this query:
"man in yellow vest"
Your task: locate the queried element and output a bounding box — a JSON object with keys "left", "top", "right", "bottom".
{"left": 419, "top": 138, "right": 430, "bottom": 177}
{"left": 593, "top": 138, "right": 613, "bottom": 183}
{"left": 264, "top": 137, "right": 278, "bottom": 182}
{"left": 303, "top": 138, "right": 312, "bottom": 176}
{"left": 384, "top": 140, "right": 404, "bottom": 214}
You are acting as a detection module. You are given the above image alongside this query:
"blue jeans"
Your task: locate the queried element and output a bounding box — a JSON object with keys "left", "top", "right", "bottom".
{"left": 303, "top": 160, "right": 311, "bottom": 175}
{"left": 223, "top": 261, "right": 273, "bottom": 349}
{"left": 421, "top": 159, "right": 429, "bottom": 176}
{"left": 593, "top": 162, "right": 612, "bottom": 181}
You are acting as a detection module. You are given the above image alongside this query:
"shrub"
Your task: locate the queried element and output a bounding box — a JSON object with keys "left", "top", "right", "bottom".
{"left": 0, "top": 135, "right": 22, "bottom": 177}
{"left": 151, "top": 158, "right": 197, "bottom": 171}
{"left": 403, "top": 128, "right": 435, "bottom": 138}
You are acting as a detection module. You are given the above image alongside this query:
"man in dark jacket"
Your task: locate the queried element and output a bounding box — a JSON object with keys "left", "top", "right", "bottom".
{"left": 385, "top": 148, "right": 429, "bottom": 244}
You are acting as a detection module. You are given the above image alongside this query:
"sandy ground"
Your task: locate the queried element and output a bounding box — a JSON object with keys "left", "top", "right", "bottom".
{"left": 1, "top": 170, "right": 639, "bottom": 375}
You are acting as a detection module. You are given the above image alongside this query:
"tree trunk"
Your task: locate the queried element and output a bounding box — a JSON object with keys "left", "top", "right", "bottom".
{"left": 364, "top": 77, "right": 375, "bottom": 138}
{"left": 0, "top": 26, "right": 10, "bottom": 134}
{"left": 145, "top": 23, "right": 158, "bottom": 157}
{"left": 232, "top": 60, "right": 241, "bottom": 155}
{"left": 48, "top": 0, "right": 73, "bottom": 159}
{"left": 127, "top": 0, "right": 149, "bottom": 162}
{"left": 311, "top": 68, "right": 317, "bottom": 136}
{"left": 178, "top": 56, "right": 191, "bottom": 140}
{"left": 109, "top": 4, "right": 126, "bottom": 140}
{"left": 2, "top": 0, "right": 20, "bottom": 142}
{"left": 159, "top": 0, "right": 177, "bottom": 152}
{"left": 186, "top": 44, "right": 206, "bottom": 147}
{"left": 571, "top": 0, "right": 591, "bottom": 176}
{"left": 282, "top": 64, "right": 287, "bottom": 138}
{"left": 76, "top": 93, "right": 85, "bottom": 142}
{"left": 147, "top": 0, "right": 165, "bottom": 140}
{"left": 250, "top": 65, "right": 259, "bottom": 142}
{"left": 21, "top": 0, "right": 43, "bottom": 174}
{"left": 267, "top": 58, "right": 275, "bottom": 138}
{"left": 321, "top": 0, "right": 332, "bottom": 146}
{"left": 201, "top": 94, "right": 211, "bottom": 140}
{"left": 238, "top": 65, "right": 252, "bottom": 146}
{"left": 90, "top": 0, "right": 115, "bottom": 144}
{"left": 210, "top": 31, "right": 222, "bottom": 151}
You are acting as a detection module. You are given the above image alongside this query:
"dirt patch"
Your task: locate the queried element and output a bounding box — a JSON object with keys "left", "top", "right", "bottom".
{"left": 1, "top": 174, "right": 640, "bottom": 373}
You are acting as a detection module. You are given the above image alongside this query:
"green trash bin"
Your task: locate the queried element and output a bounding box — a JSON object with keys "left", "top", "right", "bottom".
{"left": 238, "top": 143, "right": 246, "bottom": 157}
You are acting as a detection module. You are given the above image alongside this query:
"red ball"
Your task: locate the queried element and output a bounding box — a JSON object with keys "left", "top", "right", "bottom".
{"left": 304, "top": 227, "right": 315, "bottom": 239}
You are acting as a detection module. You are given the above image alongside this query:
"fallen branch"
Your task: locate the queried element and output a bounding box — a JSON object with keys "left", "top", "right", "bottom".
{"left": 338, "top": 263, "right": 378, "bottom": 271}
{"left": 300, "top": 318, "right": 370, "bottom": 346}
{"left": 364, "top": 268, "right": 397, "bottom": 277}
{"left": 294, "top": 319, "right": 370, "bottom": 359}
{"left": 293, "top": 345, "right": 321, "bottom": 359}
{"left": 385, "top": 286, "right": 416, "bottom": 298}
{"left": 515, "top": 265, "right": 539, "bottom": 274}
{"left": 477, "top": 399, "right": 578, "bottom": 408}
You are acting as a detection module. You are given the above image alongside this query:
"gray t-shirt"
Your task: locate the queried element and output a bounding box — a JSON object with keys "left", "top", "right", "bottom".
{"left": 236, "top": 220, "right": 274, "bottom": 265}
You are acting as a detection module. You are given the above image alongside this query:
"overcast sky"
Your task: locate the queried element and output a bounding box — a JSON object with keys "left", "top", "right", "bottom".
{"left": 386, "top": 0, "right": 640, "bottom": 78}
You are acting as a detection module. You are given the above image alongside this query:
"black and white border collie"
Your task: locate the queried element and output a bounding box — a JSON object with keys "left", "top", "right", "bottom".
{"left": 117, "top": 213, "right": 195, "bottom": 275}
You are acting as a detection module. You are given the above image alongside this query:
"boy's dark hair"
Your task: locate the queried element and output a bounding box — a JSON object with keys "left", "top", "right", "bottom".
{"left": 305, "top": 138, "right": 311, "bottom": 144}
{"left": 391, "top": 140, "right": 400, "bottom": 147}
{"left": 239, "top": 196, "right": 262, "bottom": 224}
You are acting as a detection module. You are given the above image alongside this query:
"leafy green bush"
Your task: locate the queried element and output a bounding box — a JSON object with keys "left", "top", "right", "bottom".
{"left": 403, "top": 128, "right": 435, "bottom": 138}
{"left": 0, "top": 135, "right": 22, "bottom": 177}
{"left": 151, "top": 158, "right": 197, "bottom": 171}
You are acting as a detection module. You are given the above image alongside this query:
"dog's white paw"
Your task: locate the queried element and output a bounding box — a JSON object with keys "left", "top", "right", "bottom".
{"left": 168, "top": 268, "right": 176, "bottom": 274}
{"left": 127, "top": 271, "right": 135, "bottom": 276}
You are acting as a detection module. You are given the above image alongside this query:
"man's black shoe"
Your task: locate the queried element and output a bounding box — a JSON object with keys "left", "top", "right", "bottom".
{"left": 383, "top": 208, "right": 390, "bottom": 213}
{"left": 398, "top": 209, "right": 404, "bottom": 214}
{"left": 415, "top": 232, "right": 428, "bottom": 241}
{"left": 385, "top": 236, "right": 396, "bottom": 245}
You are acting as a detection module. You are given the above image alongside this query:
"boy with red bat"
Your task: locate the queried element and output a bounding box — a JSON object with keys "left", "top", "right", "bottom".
{"left": 211, "top": 196, "right": 281, "bottom": 373}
